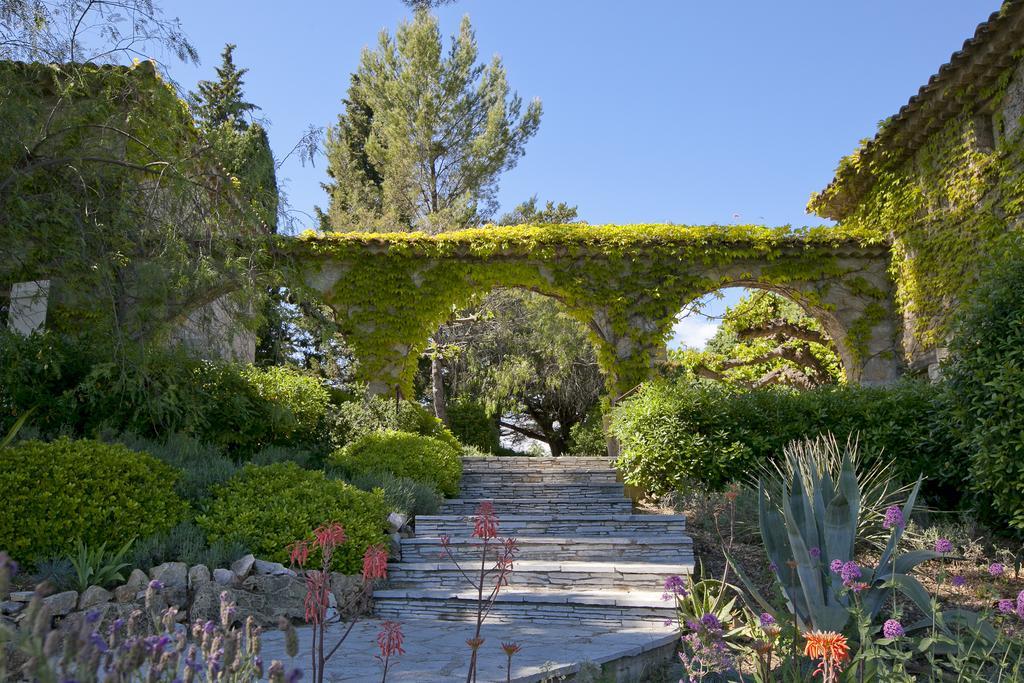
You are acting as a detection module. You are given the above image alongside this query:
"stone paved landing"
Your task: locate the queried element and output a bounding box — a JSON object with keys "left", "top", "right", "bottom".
{"left": 371, "top": 456, "right": 692, "bottom": 679}
{"left": 260, "top": 616, "right": 678, "bottom": 682}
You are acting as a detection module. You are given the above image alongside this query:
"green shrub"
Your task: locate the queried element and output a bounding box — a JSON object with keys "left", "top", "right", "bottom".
{"left": 947, "top": 249, "right": 1024, "bottom": 531}
{"left": 347, "top": 470, "right": 443, "bottom": 517}
{"left": 568, "top": 408, "right": 607, "bottom": 456}
{"left": 240, "top": 365, "right": 331, "bottom": 447}
{"left": 250, "top": 445, "right": 316, "bottom": 468}
{"left": 114, "top": 432, "right": 238, "bottom": 504}
{"left": 198, "top": 463, "right": 389, "bottom": 573}
{"left": 0, "top": 438, "right": 187, "bottom": 563}
{"left": 130, "top": 521, "right": 249, "bottom": 572}
{"left": 610, "top": 377, "right": 961, "bottom": 504}
{"left": 327, "top": 396, "right": 460, "bottom": 451}
{"left": 446, "top": 399, "right": 500, "bottom": 453}
{"left": 331, "top": 431, "right": 462, "bottom": 497}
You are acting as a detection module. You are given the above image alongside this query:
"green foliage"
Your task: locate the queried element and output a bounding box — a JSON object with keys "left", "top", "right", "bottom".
{"left": 730, "top": 440, "right": 937, "bottom": 632}
{"left": 114, "top": 432, "right": 238, "bottom": 504}
{"left": 0, "top": 438, "right": 187, "bottom": 563}
{"left": 0, "top": 61, "right": 270, "bottom": 352}
{"left": 568, "top": 408, "right": 607, "bottom": 456}
{"left": 445, "top": 399, "right": 499, "bottom": 453}
{"left": 321, "top": 11, "right": 542, "bottom": 231}
{"left": 189, "top": 44, "right": 259, "bottom": 130}
{"left": 198, "top": 462, "right": 388, "bottom": 574}
{"left": 286, "top": 222, "right": 888, "bottom": 399}
{"left": 2, "top": 338, "right": 332, "bottom": 457}
{"left": 327, "top": 395, "right": 459, "bottom": 450}
{"left": 946, "top": 247, "right": 1024, "bottom": 531}
{"left": 68, "top": 538, "right": 134, "bottom": 591}
{"left": 678, "top": 290, "right": 843, "bottom": 388}
{"left": 130, "top": 521, "right": 249, "bottom": 573}
{"left": 331, "top": 430, "right": 462, "bottom": 498}
{"left": 347, "top": 470, "right": 443, "bottom": 517}
{"left": 610, "top": 376, "right": 962, "bottom": 505}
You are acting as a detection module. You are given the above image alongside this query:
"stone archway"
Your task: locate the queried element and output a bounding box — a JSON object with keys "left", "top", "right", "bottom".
{"left": 280, "top": 223, "right": 902, "bottom": 397}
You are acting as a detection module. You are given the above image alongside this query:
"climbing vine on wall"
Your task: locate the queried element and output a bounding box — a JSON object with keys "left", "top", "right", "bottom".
{"left": 809, "top": 61, "right": 1024, "bottom": 351}
{"left": 283, "top": 223, "right": 892, "bottom": 397}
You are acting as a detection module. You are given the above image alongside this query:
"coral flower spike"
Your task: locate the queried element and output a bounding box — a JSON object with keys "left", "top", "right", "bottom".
{"left": 804, "top": 630, "right": 850, "bottom": 683}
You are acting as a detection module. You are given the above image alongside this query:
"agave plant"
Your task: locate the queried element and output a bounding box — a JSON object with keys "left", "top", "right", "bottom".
{"left": 729, "top": 435, "right": 941, "bottom": 632}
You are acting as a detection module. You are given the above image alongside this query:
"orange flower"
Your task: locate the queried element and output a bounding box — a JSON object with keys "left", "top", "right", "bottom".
{"left": 804, "top": 630, "right": 850, "bottom": 682}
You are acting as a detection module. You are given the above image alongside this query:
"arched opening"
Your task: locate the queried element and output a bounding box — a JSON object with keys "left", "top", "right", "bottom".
{"left": 425, "top": 285, "right": 608, "bottom": 457}
{"left": 667, "top": 283, "right": 849, "bottom": 390}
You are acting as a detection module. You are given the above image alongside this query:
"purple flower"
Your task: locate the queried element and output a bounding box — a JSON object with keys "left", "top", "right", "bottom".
{"left": 952, "top": 574, "right": 966, "bottom": 587}
{"left": 768, "top": 561, "right": 778, "bottom": 573}
{"left": 998, "top": 599, "right": 1014, "bottom": 614}
{"left": 840, "top": 561, "right": 862, "bottom": 585}
{"left": 88, "top": 632, "right": 109, "bottom": 653}
{"left": 85, "top": 609, "right": 102, "bottom": 624}
{"left": 989, "top": 563, "right": 1005, "bottom": 577}
{"left": 203, "top": 620, "right": 216, "bottom": 634}
{"left": 700, "top": 613, "right": 722, "bottom": 631}
{"left": 1017, "top": 590, "right": 1024, "bottom": 619}
{"left": 148, "top": 579, "right": 164, "bottom": 590}
{"left": 662, "top": 575, "right": 689, "bottom": 600}
{"left": 934, "top": 538, "right": 953, "bottom": 554}
{"left": 829, "top": 559, "right": 844, "bottom": 574}
{"left": 883, "top": 505, "right": 905, "bottom": 530}
{"left": 882, "top": 619, "right": 904, "bottom": 639}
{"left": 759, "top": 612, "right": 776, "bottom": 627}
{"left": 809, "top": 546, "right": 821, "bottom": 559}
{"left": 286, "top": 668, "right": 303, "bottom": 683}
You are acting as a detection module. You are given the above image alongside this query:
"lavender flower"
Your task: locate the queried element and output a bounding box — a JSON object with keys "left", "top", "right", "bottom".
{"left": 883, "top": 505, "right": 905, "bottom": 530}
{"left": 759, "top": 612, "right": 776, "bottom": 628}
{"left": 662, "top": 575, "right": 689, "bottom": 600}
{"left": 809, "top": 546, "right": 821, "bottom": 559}
{"left": 998, "top": 599, "right": 1015, "bottom": 614}
{"left": 952, "top": 575, "right": 966, "bottom": 587}
{"left": 840, "top": 561, "right": 861, "bottom": 586}
{"left": 935, "top": 538, "right": 953, "bottom": 554}
{"left": 1017, "top": 590, "right": 1024, "bottom": 619}
{"left": 882, "top": 619, "right": 904, "bottom": 639}
{"left": 829, "top": 559, "right": 844, "bottom": 574}
{"left": 148, "top": 579, "right": 164, "bottom": 590}
{"left": 989, "top": 563, "right": 1005, "bottom": 577}
{"left": 700, "top": 613, "right": 722, "bottom": 631}
{"left": 768, "top": 561, "right": 778, "bottom": 573}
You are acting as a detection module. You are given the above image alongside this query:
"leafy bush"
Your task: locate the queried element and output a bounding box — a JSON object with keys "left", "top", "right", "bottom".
{"left": 347, "top": 470, "right": 443, "bottom": 516}
{"left": 250, "top": 445, "right": 316, "bottom": 468}
{"left": 610, "top": 377, "right": 961, "bottom": 504}
{"left": 1, "top": 335, "right": 332, "bottom": 456}
{"left": 197, "top": 463, "right": 388, "bottom": 573}
{"left": 947, "top": 249, "right": 1024, "bottom": 531}
{"left": 0, "top": 438, "right": 187, "bottom": 563}
{"left": 568, "top": 408, "right": 607, "bottom": 456}
{"left": 327, "top": 396, "right": 460, "bottom": 450}
{"left": 331, "top": 430, "right": 462, "bottom": 497}
{"left": 446, "top": 399, "right": 500, "bottom": 453}
{"left": 113, "top": 432, "right": 237, "bottom": 504}
{"left": 130, "top": 521, "right": 249, "bottom": 572}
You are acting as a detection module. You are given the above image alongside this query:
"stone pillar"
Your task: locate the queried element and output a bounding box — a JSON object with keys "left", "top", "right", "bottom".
{"left": 6, "top": 280, "right": 49, "bottom": 335}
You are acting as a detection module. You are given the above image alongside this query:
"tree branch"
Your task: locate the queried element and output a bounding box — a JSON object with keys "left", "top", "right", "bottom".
{"left": 736, "top": 319, "right": 828, "bottom": 346}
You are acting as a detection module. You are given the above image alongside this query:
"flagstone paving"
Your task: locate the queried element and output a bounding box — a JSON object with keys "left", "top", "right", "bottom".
{"left": 355, "top": 455, "right": 695, "bottom": 681}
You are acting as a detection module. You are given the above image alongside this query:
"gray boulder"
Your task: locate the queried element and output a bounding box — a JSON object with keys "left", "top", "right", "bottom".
{"left": 387, "top": 512, "right": 409, "bottom": 532}
{"left": 150, "top": 562, "right": 188, "bottom": 588}
{"left": 0, "top": 601, "right": 23, "bottom": 615}
{"left": 188, "top": 564, "right": 211, "bottom": 588}
{"left": 231, "top": 554, "right": 256, "bottom": 580}
{"left": 213, "top": 568, "right": 235, "bottom": 586}
{"left": 253, "top": 559, "right": 294, "bottom": 576}
{"left": 43, "top": 591, "right": 78, "bottom": 617}
{"left": 78, "top": 585, "right": 112, "bottom": 610}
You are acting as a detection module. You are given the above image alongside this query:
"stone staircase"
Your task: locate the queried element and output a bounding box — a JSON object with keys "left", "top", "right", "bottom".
{"left": 374, "top": 456, "right": 694, "bottom": 632}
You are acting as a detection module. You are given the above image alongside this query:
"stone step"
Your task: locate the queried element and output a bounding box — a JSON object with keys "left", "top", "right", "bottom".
{"left": 459, "top": 470, "right": 620, "bottom": 485}
{"left": 461, "top": 457, "right": 616, "bottom": 472}
{"left": 439, "top": 497, "right": 633, "bottom": 516}
{"left": 415, "top": 513, "right": 687, "bottom": 538}
{"left": 457, "top": 482, "right": 626, "bottom": 499}
{"left": 386, "top": 560, "right": 692, "bottom": 591}
{"left": 373, "top": 588, "right": 676, "bottom": 627}
{"left": 400, "top": 535, "right": 692, "bottom": 563}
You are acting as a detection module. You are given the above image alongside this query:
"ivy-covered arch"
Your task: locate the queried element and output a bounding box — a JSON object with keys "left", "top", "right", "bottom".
{"left": 281, "top": 223, "right": 901, "bottom": 397}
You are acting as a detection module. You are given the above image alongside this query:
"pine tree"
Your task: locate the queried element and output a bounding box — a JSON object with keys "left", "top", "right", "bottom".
{"left": 320, "top": 12, "right": 542, "bottom": 233}
{"left": 190, "top": 43, "right": 259, "bottom": 130}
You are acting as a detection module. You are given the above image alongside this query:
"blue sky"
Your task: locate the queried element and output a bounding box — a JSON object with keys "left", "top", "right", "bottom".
{"left": 163, "top": 0, "right": 999, "bottom": 347}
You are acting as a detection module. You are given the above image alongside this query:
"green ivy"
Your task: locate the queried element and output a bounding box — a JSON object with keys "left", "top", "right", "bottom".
{"left": 284, "top": 223, "right": 891, "bottom": 396}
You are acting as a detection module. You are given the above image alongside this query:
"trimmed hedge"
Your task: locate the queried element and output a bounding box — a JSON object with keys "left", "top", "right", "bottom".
{"left": 0, "top": 438, "right": 187, "bottom": 562}
{"left": 947, "top": 249, "right": 1024, "bottom": 531}
{"left": 198, "top": 463, "right": 388, "bottom": 573}
{"left": 331, "top": 430, "right": 462, "bottom": 497}
{"left": 610, "top": 378, "right": 961, "bottom": 505}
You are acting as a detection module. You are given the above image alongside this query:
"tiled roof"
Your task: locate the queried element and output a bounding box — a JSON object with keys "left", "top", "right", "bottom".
{"left": 811, "top": 0, "right": 1024, "bottom": 220}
